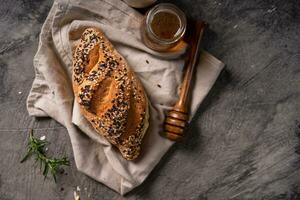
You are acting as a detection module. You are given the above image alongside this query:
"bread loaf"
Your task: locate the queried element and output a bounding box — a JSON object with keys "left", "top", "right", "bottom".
{"left": 72, "top": 28, "right": 149, "bottom": 160}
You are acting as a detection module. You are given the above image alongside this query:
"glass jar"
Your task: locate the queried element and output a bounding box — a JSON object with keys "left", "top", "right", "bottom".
{"left": 141, "top": 3, "right": 187, "bottom": 52}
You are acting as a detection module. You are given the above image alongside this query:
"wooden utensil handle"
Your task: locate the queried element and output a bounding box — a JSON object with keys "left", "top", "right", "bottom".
{"left": 163, "top": 20, "right": 207, "bottom": 141}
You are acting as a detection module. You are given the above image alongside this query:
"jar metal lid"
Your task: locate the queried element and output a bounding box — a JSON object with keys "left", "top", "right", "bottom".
{"left": 123, "top": 0, "right": 157, "bottom": 8}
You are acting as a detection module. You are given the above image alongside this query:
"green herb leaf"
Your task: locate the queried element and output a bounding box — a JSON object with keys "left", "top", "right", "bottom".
{"left": 21, "top": 129, "right": 69, "bottom": 182}
{"left": 20, "top": 151, "right": 32, "bottom": 163}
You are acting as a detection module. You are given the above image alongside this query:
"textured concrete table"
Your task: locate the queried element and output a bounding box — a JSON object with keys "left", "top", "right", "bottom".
{"left": 0, "top": 0, "right": 299, "bottom": 199}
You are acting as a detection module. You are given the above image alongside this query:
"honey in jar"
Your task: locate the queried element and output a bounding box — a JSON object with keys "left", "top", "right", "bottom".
{"left": 141, "top": 3, "right": 187, "bottom": 52}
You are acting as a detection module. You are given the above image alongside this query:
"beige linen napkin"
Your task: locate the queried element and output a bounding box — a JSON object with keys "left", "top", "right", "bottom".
{"left": 27, "top": 0, "right": 224, "bottom": 195}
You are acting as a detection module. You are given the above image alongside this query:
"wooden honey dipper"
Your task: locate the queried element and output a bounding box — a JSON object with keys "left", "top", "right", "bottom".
{"left": 162, "top": 20, "right": 207, "bottom": 141}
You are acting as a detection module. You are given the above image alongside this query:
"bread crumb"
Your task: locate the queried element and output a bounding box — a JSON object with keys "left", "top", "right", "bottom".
{"left": 18, "top": 91, "right": 22, "bottom": 94}
{"left": 76, "top": 186, "right": 81, "bottom": 192}
{"left": 74, "top": 191, "right": 80, "bottom": 200}
{"left": 40, "top": 135, "right": 46, "bottom": 141}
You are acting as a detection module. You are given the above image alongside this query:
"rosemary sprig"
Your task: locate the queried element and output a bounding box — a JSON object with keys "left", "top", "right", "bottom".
{"left": 21, "top": 129, "right": 69, "bottom": 182}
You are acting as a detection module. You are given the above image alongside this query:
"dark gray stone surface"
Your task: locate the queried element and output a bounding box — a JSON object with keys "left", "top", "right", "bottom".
{"left": 0, "top": 0, "right": 299, "bottom": 199}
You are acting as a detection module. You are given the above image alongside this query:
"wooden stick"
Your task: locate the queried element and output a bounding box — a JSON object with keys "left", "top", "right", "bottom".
{"left": 162, "top": 20, "right": 207, "bottom": 141}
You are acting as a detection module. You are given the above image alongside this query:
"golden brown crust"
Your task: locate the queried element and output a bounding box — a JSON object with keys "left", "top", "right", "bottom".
{"left": 72, "top": 28, "right": 149, "bottom": 160}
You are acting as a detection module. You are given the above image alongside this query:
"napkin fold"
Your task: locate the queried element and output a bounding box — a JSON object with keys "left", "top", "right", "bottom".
{"left": 27, "top": 0, "right": 224, "bottom": 195}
